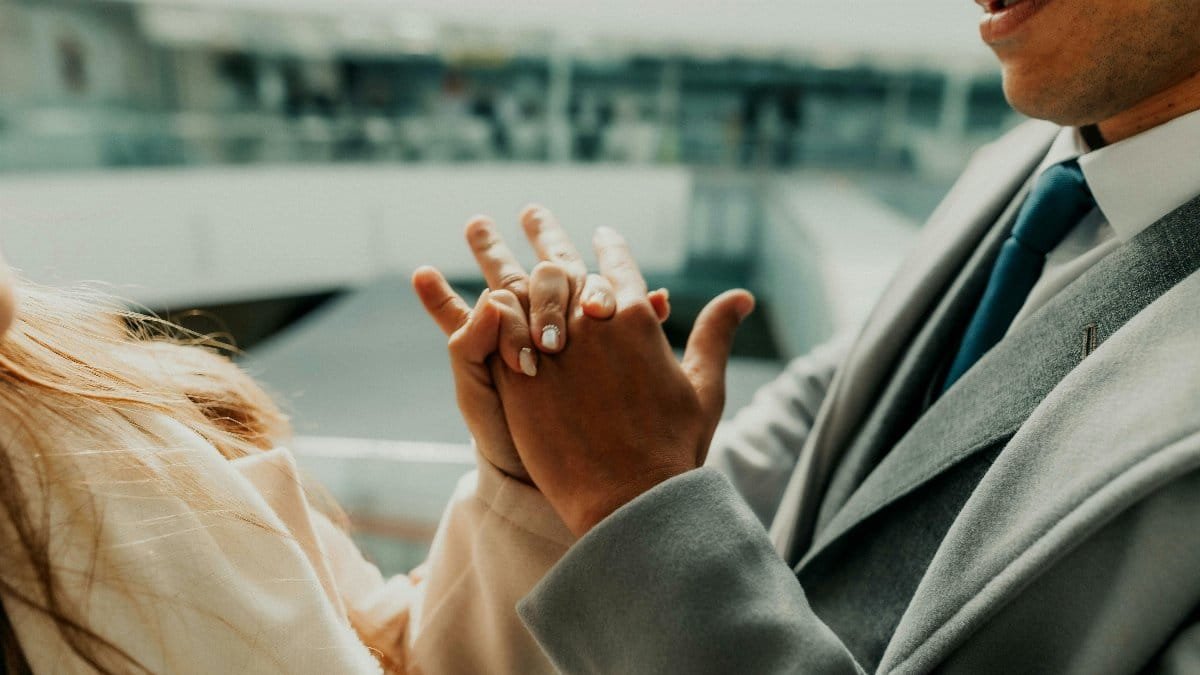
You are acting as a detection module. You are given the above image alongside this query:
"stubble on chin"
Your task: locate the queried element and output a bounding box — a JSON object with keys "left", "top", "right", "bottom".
{"left": 1002, "top": 8, "right": 1200, "bottom": 128}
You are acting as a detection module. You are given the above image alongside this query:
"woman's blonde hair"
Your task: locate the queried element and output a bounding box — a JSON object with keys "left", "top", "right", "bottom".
{"left": 0, "top": 281, "right": 377, "bottom": 673}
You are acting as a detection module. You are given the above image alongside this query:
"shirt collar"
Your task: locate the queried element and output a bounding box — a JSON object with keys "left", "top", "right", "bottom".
{"left": 1034, "top": 108, "right": 1200, "bottom": 242}
{"left": 1034, "top": 126, "right": 1089, "bottom": 175}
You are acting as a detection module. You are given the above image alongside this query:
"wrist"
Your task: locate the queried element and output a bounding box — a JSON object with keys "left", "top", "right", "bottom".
{"left": 470, "top": 436, "right": 533, "bottom": 485}
{"left": 562, "top": 465, "right": 692, "bottom": 537}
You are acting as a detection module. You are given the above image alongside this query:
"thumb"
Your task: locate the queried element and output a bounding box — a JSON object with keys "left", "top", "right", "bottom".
{"left": 681, "top": 289, "right": 755, "bottom": 419}
{"left": 448, "top": 290, "right": 502, "bottom": 367}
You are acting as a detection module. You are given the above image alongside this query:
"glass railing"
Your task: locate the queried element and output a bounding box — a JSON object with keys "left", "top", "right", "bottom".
{"left": 291, "top": 436, "right": 475, "bottom": 575}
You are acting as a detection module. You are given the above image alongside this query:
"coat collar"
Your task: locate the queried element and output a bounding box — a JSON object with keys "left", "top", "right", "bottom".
{"left": 800, "top": 193, "right": 1200, "bottom": 571}
{"left": 770, "top": 120, "right": 1060, "bottom": 562}
{"left": 812, "top": 178, "right": 1031, "bottom": 534}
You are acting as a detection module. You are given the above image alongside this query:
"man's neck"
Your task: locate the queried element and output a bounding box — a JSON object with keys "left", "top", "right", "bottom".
{"left": 1097, "top": 70, "right": 1200, "bottom": 144}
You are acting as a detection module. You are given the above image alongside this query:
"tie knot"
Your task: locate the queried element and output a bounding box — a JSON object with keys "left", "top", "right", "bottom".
{"left": 1010, "top": 160, "right": 1095, "bottom": 255}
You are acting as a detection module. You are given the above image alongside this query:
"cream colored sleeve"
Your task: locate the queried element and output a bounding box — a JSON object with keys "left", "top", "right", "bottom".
{"left": 321, "top": 448, "right": 575, "bottom": 675}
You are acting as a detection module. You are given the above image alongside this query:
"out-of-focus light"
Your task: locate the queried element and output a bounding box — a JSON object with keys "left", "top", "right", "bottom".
{"left": 390, "top": 12, "right": 437, "bottom": 44}
{"left": 338, "top": 14, "right": 386, "bottom": 44}
{"left": 138, "top": 6, "right": 241, "bottom": 48}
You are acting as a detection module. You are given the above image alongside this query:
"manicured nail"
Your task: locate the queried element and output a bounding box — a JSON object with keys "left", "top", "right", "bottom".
{"left": 541, "top": 324, "right": 561, "bottom": 351}
{"left": 519, "top": 347, "right": 538, "bottom": 376}
{"left": 589, "top": 290, "right": 616, "bottom": 314}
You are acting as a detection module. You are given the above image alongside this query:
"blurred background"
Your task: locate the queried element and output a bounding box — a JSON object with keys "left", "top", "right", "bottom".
{"left": 0, "top": 0, "right": 1021, "bottom": 572}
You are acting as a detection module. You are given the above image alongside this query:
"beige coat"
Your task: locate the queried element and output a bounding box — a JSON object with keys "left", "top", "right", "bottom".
{"left": 3, "top": 410, "right": 571, "bottom": 674}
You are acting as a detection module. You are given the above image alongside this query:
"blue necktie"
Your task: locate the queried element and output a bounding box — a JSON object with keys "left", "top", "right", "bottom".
{"left": 941, "top": 161, "right": 1096, "bottom": 392}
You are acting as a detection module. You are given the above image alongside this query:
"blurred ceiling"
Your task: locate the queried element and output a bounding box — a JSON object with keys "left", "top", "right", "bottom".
{"left": 122, "top": 0, "right": 996, "bottom": 70}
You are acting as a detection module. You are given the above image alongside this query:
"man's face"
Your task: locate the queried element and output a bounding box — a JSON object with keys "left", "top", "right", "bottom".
{"left": 978, "top": 0, "right": 1200, "bottom": 126}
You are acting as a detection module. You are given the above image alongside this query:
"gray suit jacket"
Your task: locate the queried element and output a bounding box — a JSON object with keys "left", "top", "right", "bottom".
{"left": 517, "top": 120, "right": 1200, "bottom": 674}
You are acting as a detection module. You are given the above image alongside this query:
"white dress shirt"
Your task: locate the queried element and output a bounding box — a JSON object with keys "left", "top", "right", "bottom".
{"left": 1010, "top": 107, "right": 1200, "bottom": 330}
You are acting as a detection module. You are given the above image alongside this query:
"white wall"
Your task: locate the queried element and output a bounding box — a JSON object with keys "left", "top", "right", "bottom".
{"left": 0, "top": 164, "right": 690, "bottom": 307}
{"left": 133, "top": 0, "right": 994, "bottom": 67}
{"left": 758, "top": 174, "right": 917, "bottom": 357}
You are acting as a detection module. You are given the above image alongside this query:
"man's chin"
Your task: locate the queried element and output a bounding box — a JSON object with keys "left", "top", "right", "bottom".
{"left": 1001, "top": 75, "right": 1095, "bottom": 127}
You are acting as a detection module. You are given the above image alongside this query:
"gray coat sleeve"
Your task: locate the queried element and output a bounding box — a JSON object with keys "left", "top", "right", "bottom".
{"left": 705, "top": 337, "right": 850, "bottom": 525}
{"left": 517, "top": 468, "right": 864, "bottom": 675}
{"left": 1149, "top": 615, "right": 1200, "bottom": 674}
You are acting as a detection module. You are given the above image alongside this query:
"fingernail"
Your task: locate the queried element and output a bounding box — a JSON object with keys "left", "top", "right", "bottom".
{"left": 519, "top": 347, "right": 538, "bottom": 376}
{"left": 541, "top": 324, "right": 561, "bottom": 351}
{"left": 590, "top": 291, "right": 616, "bottom": 314}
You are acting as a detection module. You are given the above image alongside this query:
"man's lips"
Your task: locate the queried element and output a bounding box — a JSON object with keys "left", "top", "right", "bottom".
{"left": 978, "top": 0, "right": 1026, "bottom": 11}
{"left": 977, "top": 0, "right": 1053, "bottom": 44}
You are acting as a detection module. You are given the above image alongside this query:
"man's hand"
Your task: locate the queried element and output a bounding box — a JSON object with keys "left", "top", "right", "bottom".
{"left": 413, "top": 206, "right": 670, "bottom": 482}
{"left": 492, "top": 226, "right": 754, "bottom": 537}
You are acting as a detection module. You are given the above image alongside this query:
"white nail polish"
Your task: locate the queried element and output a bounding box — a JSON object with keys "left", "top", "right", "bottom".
{"left": 520, "top": 347, "right": 538, "bottom": 376}
{"left": 590, "top": 291, "right": 615, "bottom": 314}
{"left": 541, "top": 325, "right": 561, "bottom": 351}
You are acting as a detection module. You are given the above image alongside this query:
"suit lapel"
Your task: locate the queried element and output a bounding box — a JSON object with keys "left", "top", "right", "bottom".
{"left": 882, "top": 203, "right": 1200, "bottom": 673}
{"left": 800, "top": 193, "right": 1200, "bottom": 570}
{"left": 770, "top": 120, "right": 1060, "bottom": 562}
{"left": 813, "top": 179, "right": 1030, "bottom": 534}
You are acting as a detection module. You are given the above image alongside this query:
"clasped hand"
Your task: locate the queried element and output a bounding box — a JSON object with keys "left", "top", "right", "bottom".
{"left": 413, "top": 206, "right": 753, "bottom": 536}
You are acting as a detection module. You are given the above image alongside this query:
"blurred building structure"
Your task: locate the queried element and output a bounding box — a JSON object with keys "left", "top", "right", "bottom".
{"left": 0, "top": 0, "right": 1029, "bottom": 433}
{"left": 0, "top": 0, "right": 1026, "bottom": 568}
{"left": 0, "top": 0, "right": 1027, "bottom": 412}
{"left": 0, "top": 0, "right": 1018, "bottom": 183}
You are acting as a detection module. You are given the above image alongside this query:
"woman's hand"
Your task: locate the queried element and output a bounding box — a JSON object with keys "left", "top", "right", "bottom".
{"left": 413, "top": 205, "right": 669, "bottom": 482}
{"left": 412, "top": 270, "right": 531, "bottom": 480}
{"left": 489, "top": 226, "right": 754, "bottom": 536}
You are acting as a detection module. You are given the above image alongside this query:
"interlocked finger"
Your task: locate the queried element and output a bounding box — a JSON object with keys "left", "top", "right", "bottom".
{"left": 465, "top": 215, "right": 530, "bottom": 310}
{"left": 530, "top": 262, "right": 571, "bottom": 353}
{"left": 580, "top": 274, "right": 617, "bottom": 319}
{"left": 490, "top": 289, "right": 539, "bottom": 377}
{"left": 520, "top": 205, "right": 589, "bottom": 281}
{"left": 594, "top": 226, "right": 649, "bottom": 308}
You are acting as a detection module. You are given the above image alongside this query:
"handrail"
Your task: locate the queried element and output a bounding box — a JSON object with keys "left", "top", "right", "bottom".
{"left": 290, "top": 436, "right": 475, "bottom": 545}
{"left": 291, "top": 435, "right": 474, "bottom": 465}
